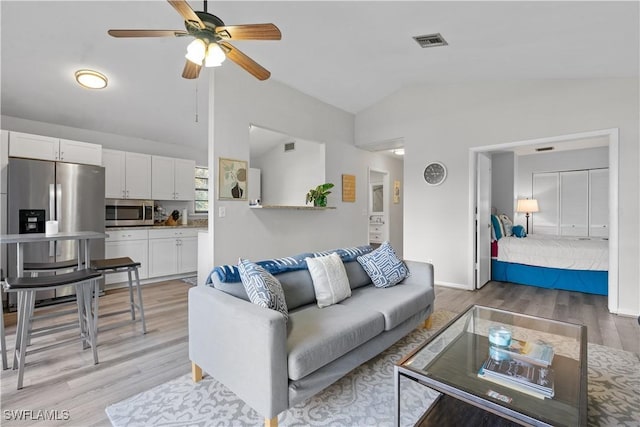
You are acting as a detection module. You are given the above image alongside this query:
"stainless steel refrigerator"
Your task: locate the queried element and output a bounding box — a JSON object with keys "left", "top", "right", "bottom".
{"left": 6, "top": 158, "right": 105, "bottom": 308}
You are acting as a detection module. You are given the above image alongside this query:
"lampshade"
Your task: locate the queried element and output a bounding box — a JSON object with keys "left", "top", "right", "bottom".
{"left": 516, "top": 199, "right": 539, "bottom": 213}
{"left": 75, "top": 69, "right": 108, "bottom": 89}
{"left": 185, "top": 38, "right": 207, "bottom": 65}
{"left": 204, "top": 43, "right": 226, "bottom": 67}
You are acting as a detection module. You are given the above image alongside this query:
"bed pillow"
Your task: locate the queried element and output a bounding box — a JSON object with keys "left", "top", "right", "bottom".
{"left": 305, "top": 252, "right": 351, "bottom": 308}
{"left": 491, "top": 215, "right": 504, "bottom": 240}
{"left": 357, "top": 241, "right": 409, "bottom": 288}
{"left": 499, "top": 214, "right": 513, "bottom": 237}
{"left": 512, "top": 225, "right": 527, "bottom": 238}
{"left": 238, "top": 258, "right": 289, "bottom": 321}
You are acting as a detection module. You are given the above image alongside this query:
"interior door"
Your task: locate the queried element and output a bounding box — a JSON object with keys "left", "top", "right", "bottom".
{"left": 476, "top": 152, "right": 492, "bottom": 289}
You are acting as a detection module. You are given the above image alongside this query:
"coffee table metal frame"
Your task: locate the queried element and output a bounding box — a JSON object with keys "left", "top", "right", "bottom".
{"left": 394, "top": 305, "right": 587, "bottom": 427}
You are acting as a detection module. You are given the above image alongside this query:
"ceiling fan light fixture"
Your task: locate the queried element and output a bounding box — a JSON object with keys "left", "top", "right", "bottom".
{"left": 204, "top": 42, "right": 226, "bottom": 67}
{"left": 185, "top": 38, "right": 207, "bottom": 65}
{"left": 75, "top": 69, "right": 108, "bottom": 89}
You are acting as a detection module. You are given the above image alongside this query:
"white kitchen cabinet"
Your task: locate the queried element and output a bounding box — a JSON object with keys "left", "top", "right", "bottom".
{"left": 8, "top": 131, "right": 102, "bottom": 166}
{"left": 103, "top": 149, "right": 152, "bottom": 199}
{"left": 151, "top": 155, "right": 195, "bottom": 201}
{"left": 104, "top": 229, "right": 149, "bottom": 284}
{"left": 59, "top": 139, "right": 102, "bottom": 166}
{"left": 148, "top": 228, "right": 198, "bottom": 277}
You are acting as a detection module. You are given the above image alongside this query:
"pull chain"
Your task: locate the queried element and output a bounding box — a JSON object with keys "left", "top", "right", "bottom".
{"left": 195, "top": 83, "right": 199, "bottom": 123}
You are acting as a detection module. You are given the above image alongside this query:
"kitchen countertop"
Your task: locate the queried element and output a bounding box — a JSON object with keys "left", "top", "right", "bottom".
{"left": 106, "top": 224, "right": 207, "bottom": 231}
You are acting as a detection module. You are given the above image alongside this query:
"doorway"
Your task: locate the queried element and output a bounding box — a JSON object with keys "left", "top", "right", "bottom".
{"left": 368, "top": 168, "right": 389, "bottom": 247}
{"left": 469, "top": 128, "right": 619, "bottom": 313}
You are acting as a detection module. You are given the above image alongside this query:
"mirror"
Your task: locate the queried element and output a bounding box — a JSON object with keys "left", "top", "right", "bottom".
{"left": 249, "top": 125, "right": 326, "bottom": 206}
{"left": 371, "top": 185, "right": 384, "bottom": 213}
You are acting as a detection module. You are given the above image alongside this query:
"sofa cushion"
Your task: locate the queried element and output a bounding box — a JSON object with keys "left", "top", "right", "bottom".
{"left": 343, "top": 260, "right": 372, "bottom": 290}
{"left": 306, "top": 253, "right": 351, "bottom": 308}
{"left": 356, "top": 241, "right": 409, "bottom": 288}
{"left": 287, "top": 304, "right": 384, "bottom": 380}
{"left": 238, "top": 259, "right": 289, "bottom": 322}
{"left": 339, "top": 282, "right": 432, "bottom": 330}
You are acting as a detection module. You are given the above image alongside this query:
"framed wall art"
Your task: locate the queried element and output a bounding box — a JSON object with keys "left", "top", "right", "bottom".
{"left": 218, "top": 157, "right": 248, "bottom": 200}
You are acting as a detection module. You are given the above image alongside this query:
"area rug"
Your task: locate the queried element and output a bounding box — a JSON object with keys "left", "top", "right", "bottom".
{"left": 105, "top": 310, "right": 640, "bottom": 427}
{"left": 181, "top": 276, "right": 198, "bottom": 286}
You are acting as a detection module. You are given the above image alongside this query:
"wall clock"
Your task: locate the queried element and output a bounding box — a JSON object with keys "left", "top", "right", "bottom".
{"left": 423, "top": 161, "right": 447, "bottom": 186}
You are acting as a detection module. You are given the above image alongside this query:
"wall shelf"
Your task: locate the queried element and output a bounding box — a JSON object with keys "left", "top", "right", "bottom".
{"left": 249, "top": 205, "right": 336, "bottom": 210}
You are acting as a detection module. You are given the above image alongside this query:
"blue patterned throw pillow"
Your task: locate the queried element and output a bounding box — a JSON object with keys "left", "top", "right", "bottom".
{"left": 238, "top": 258, "right": 288, "bottom": 322}
{"left": 356, "top": 241, "right": 410, "bottom": 288}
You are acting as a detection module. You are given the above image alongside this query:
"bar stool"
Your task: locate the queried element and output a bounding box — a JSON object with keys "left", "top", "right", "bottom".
{"left": 90, "top": 257, "right": 146, "bottom": 335}
{"left": 1, "top": 268, "right": 7, "bottom": 370}
{"left": 3, "top": 269, "right": 102, "bottom": 389}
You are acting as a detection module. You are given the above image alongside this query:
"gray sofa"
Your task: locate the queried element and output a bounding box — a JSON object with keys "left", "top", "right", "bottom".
{"left": 188, "top": 250, "right": 435, "bottom": 427}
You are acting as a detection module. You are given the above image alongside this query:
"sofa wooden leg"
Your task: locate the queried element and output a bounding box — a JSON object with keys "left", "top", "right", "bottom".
{"left": 423, "top": 314, "right": 433, "bottom": 329}
{"left": 192, "top": 362, "right": 203, "bottom": 383}
{"left": 265, "top": 416, "right": 278, "bottom": 427}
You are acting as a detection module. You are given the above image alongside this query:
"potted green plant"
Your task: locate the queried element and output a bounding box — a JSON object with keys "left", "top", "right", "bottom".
{"left": 306, "top": 183, "right": 334, "bottom": 207}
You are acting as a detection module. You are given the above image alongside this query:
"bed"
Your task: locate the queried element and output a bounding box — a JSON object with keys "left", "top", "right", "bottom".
{"left": 490, "top": 218, "right": 608, "bottom": 295}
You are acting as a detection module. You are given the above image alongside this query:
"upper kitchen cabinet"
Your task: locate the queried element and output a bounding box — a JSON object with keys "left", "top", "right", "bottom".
{"left": 151, "top": 155, "right": 195, "bottom": 201}
{"left": 8, "top": 131, "right": 102, "bottom": 166}
{"left": 103, "top": 149, "right": 152, "bottom": 199}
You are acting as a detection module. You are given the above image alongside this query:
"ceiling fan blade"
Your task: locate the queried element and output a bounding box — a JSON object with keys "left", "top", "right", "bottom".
{"left": 167, "top": 0, "right": 204, "bottom": 29}
{"left": 216, "top": 24, "right": 282, "bottom": 41}
{"left": 220, "top": 42, "right": 271, "bottom": 81}
{"left": 182, "top": 60, "right": 202, "bottom": 79}
{"left": 108, "top": 29, "right": 188, "bottom": 38}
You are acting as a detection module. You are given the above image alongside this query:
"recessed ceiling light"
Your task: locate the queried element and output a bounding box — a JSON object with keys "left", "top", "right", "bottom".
{"left": 391, "top": 148, "right": 405, "bottom": 156}
{"left": 75, "top": 69, "right": 108, "bottom": 89}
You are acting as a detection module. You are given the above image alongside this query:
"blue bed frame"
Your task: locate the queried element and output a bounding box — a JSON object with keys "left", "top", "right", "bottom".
{"left": 491, "top": 259, "right": 608, "bottom": 296}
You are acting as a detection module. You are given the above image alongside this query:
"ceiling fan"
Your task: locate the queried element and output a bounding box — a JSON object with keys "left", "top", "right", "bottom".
{"left": 108, "top": 0, "right": 281, "bottom": 80}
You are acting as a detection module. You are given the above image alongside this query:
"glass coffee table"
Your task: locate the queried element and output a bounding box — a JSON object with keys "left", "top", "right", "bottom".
{"left": 394, "top": 305, "right": 587, "bottom": 426}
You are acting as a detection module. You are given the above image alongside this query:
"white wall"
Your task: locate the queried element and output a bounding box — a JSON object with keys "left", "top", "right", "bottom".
{"left": 1, "top": 115, "right": 207, "bottom": 164}
{"left": 257, "top": 139, "right": 325, "bottom": 206}
{"left": 515, "top": 146, "right": 609, "bottom": 227}
{"left": 491, "top": 152, "right": 515, "bottom": 219}
{"left": 355, "top": 78, "right": 639, "bottom": 315}
{"left": 211, "top": 66, "right": 404, "bottom": 265}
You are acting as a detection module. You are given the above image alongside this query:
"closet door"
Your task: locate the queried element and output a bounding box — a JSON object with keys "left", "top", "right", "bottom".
{"left": 560, "top": 170, "right": 589, "bottom": 236}
{"left": 589, "top": 169, "right": 609, "bottom": 237}
{"left": 532, "top": 172, "right": 559, "bottom": 235}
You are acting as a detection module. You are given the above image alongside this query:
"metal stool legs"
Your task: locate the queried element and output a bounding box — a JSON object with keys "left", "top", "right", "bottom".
{"left": 1, "top": 291, "right": 7, "bottom": 370}
{"left": 129, "top": 267, "right": 146, "bottom": 334}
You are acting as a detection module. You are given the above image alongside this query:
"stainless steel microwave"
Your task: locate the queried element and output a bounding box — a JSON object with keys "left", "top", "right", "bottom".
{"left": 105, "top": 199, "right": 154, "bottom": 227}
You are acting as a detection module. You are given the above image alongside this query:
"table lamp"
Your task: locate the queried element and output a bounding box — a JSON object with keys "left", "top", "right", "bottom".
{"left": 516, "top": 198, "right": 539, "bottom": 234}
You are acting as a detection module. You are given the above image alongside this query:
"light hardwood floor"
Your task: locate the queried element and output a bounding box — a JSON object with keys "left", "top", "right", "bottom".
{"left": 1, "top": 280, "right": 638, "bottom": 426}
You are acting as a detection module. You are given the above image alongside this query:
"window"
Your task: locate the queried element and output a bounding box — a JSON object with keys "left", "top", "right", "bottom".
{"left": 195, "top": 166, "right": 209, "bottom": 213}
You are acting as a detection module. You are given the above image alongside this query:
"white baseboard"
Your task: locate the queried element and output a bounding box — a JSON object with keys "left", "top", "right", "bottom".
{"left": 436, "top": 281, "right": 472, "bottom": 290}
{"left": 612, "top": 308, "right": 640, "bottom": 318}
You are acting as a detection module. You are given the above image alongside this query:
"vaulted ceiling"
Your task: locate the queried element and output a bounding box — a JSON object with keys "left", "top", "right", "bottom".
{"left": 1, "top": 1, "right": 638, "bottom": 150}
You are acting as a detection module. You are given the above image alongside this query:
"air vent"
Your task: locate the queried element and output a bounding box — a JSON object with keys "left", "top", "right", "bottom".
{"left": 535, "top": 146, "right": 554, "bottom": 152}
{"left": 284, "top": 142, "right": 295, "bottom": 152}
{"left": 413, "top": 33, "right": 448, "bottom": 48}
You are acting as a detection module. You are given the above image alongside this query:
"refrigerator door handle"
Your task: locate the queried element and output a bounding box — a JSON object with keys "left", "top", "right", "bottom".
{"left": 49, "top": 184, "right": 55, "bottom": 256}
{"left": 49, "top": 184, "right": 56, "bottom": 220}
{"left": 56, "top": 184, "right": 62, "bottom": 222}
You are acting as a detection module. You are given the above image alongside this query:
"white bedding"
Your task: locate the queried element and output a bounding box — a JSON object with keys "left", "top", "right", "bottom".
{"left": 496, "top": 234, "right": 608, "bottom": 271}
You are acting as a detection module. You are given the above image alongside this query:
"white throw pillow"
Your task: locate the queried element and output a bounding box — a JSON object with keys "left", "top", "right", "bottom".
{"left": 306, "top": 252, "right": 351, "bottom": 308}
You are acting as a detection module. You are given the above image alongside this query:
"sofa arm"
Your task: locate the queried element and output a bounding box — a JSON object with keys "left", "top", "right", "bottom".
{"left": 401, "top": 260, "right": 434, "bottom": 289}
{"left": 188, "top": 286, "right": 289, "bottom": 419}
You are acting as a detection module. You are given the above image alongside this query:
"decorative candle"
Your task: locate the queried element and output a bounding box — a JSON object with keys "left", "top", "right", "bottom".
{"left": 488, "top": 325, "right": 512, "bottom": 348}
